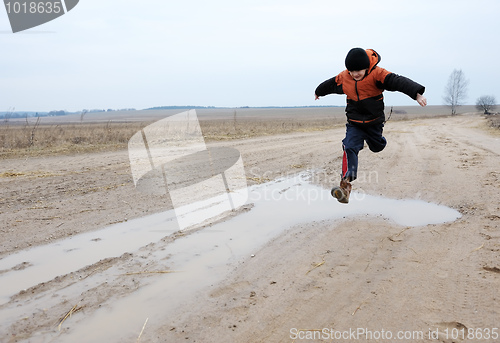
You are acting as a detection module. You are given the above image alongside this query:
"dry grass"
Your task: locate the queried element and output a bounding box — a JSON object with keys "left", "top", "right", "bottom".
{"left": 0, "top": 121, "right": 145, "bottom": 158}
{"left": 137, "top": 318, "right": 149, "bottom": 342}
{"left": 0, "top": 107, "right": 465, "bottom": 159}
{"left": 0, "top": 117, "right": 340, "bottom": 158}
{"left": 487, "top": 115, "right": 500, "bottom": 129}
{"left": 57, "top": 303, "right": 84, "bottom": 331}
{"left": 199, "top": 117, "right": 339, "bottom": 141}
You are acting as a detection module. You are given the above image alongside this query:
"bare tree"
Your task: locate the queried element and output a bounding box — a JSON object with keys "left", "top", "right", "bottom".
{"left": 25, "top": 113, "right": 41, "bottom": 147}
{"left": 476, "top": 95, "right": 496, "bottom": 114}
{"left": 443, "top": 69, "right": 469, "bottom": 115}
{"left": 80, "top": 109, "right": 88, "bottom": 122}
{"left": 3, "top": 107, "right": 14, "bottom": 127}
{"left": 233, "top": 110, "right": 238, "bottom": 133}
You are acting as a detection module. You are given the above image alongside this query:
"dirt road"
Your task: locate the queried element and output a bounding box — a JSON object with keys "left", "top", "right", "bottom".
{"left": 1, "top": 114, "right": 499, "bottom": 342}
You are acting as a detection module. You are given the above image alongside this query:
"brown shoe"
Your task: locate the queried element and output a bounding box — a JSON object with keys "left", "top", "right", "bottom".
{"left": 331, "top": 179, "right": 352, "bottom": 204}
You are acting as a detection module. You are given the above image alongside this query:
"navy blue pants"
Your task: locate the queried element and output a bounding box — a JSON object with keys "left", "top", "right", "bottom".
{"left": 341, "top": 122, "right": 386, "bottom": 181}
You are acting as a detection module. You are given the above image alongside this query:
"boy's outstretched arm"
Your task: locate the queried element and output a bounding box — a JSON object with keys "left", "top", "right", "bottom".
{"left": 382, "top": 73, "right": 425, "bottom": 105}
{"left": 315, "top": 76, "right": 344, "bottom": 100}
{"left": 416, "top": 93, "right": 427, "bottom": 107}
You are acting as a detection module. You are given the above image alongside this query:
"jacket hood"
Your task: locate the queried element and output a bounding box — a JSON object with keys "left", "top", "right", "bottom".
{"left": 365, "top": 49, "right": 381, "bottom": 74}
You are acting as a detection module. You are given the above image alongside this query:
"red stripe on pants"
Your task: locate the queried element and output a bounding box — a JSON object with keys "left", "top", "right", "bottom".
{"left": 342, "top": 145, "right": 348, "bottom": 179}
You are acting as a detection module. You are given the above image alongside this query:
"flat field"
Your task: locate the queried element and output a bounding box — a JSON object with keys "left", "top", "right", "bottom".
{"left": 0, "top": 106, "right": 498, "bottom": 342}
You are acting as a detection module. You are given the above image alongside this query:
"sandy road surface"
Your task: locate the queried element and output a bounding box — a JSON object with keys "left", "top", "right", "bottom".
{"left": 0, "top": 121, "right": 339, "bottom": 257}
{"left": 0, "top": 114, "right": 499, "bottom": 342}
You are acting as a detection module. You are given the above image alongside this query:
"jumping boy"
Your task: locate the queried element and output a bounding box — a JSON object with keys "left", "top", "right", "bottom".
{"left": 314, "top": 48, "right": 427, "bottom": 203}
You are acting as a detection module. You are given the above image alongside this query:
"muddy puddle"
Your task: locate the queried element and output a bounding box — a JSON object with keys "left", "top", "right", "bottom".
{"left": 0, "top": 172, "right": 461, "bottom": 341}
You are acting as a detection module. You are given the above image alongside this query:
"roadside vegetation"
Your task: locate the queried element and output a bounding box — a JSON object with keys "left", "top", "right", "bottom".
{"left": 0, "top": 122, "right": 144, "bottom": 158}
{"left": 0, "top": 107, "right": 483, "bottom": 159}
{"left": 487, "top": 115, "right": 500, "bottom": 129}
{"left": 0, "top": 117, "right": 338, "bottom": 158}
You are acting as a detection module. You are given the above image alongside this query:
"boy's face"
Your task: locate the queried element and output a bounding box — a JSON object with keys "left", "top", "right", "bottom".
{"left": 349, "top": 69, "right": 367, "bottom": 81}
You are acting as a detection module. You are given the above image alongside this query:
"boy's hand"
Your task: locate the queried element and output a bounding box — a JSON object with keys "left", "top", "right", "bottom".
{"left": 416, "top": 93, "right": 427, "bottom": 107}
{"left": 315, "top": 94, "right": 319, "bottom": 100}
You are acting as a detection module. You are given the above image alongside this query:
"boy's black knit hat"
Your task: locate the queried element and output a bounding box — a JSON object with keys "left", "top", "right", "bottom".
{"left": 345, "top": 48, "right": 370, "bottom": 71}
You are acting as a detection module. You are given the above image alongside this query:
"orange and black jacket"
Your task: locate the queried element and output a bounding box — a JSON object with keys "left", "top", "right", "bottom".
{"left": 315, "top": 49, "right": 425, "bottom": 125}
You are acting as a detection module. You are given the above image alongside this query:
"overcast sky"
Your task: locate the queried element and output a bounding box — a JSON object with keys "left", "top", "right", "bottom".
{"left": 1, "top": 0, "right": 498, "bottom": 112}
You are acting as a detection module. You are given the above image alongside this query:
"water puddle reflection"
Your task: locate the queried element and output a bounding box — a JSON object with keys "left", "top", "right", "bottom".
{"left": 0, "top": 173, "right": 461, "bottom": 341}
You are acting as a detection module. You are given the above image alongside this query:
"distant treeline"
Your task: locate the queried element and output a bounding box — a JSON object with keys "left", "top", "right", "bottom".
{"left": 145, "top": 106, "right": 218, "bottom": 110}
{"left": 0, "top": 108, "right": 136, "bottom": 119}
{"left": 1, "top": 105, "right": 342, "bottom": 119}
{"left": 0, "top": 111, "right": 48, "bottom": 119}
{"left": 145, "top": 105, "right": 341, "bottom": 110}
